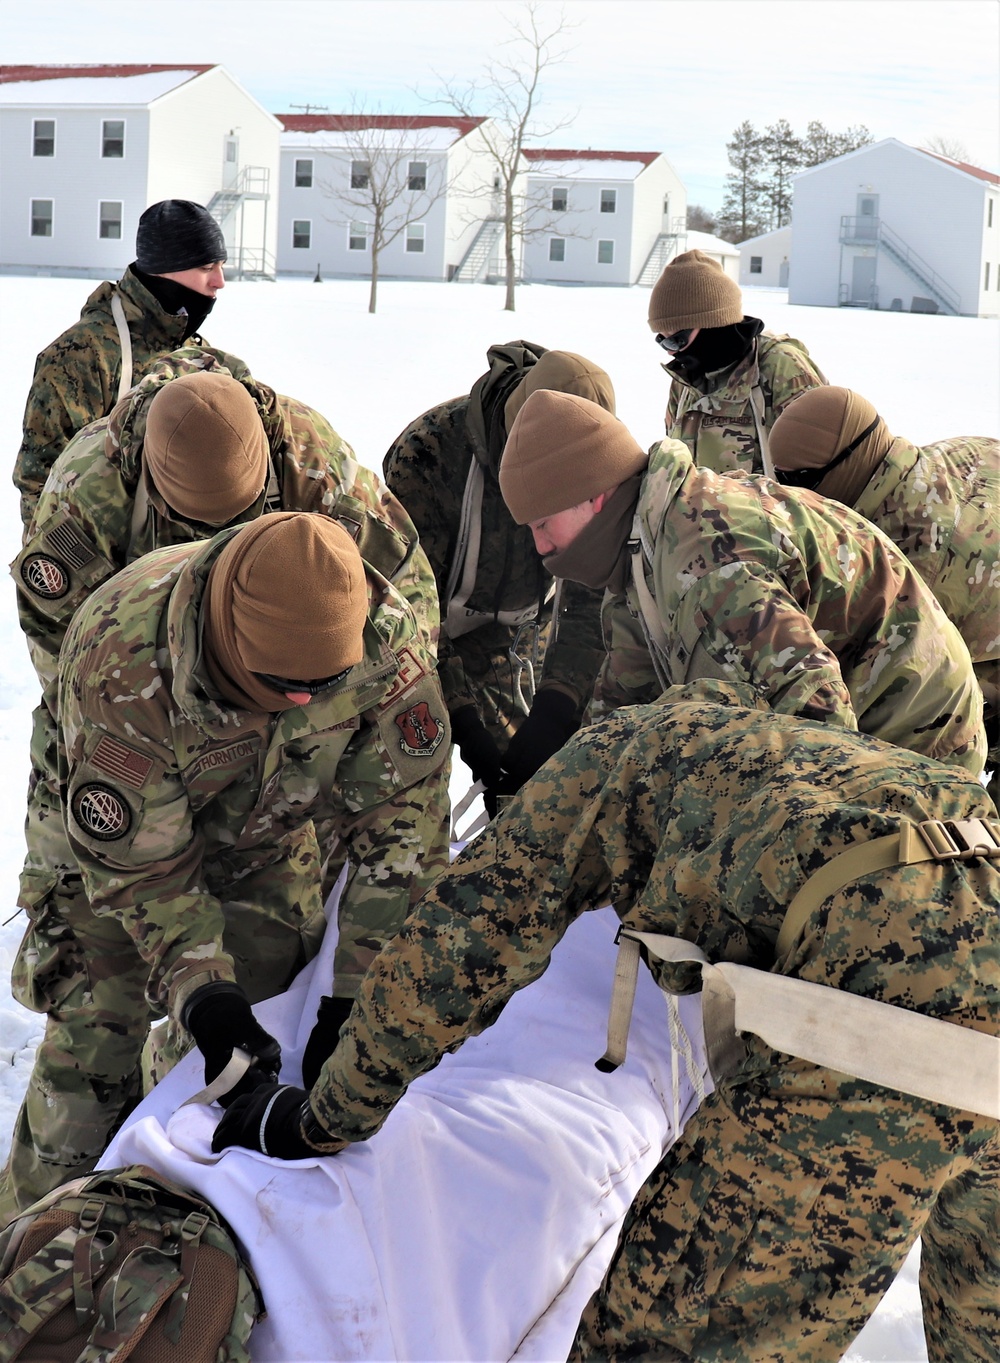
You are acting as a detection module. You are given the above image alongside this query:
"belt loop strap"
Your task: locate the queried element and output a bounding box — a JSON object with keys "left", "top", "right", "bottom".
{"left": 595, "top": 934, "right": 643, "bottom": 1072}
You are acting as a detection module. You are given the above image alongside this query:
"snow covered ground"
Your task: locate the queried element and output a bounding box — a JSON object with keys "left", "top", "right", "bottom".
{"left": 0, "top": 274, "right": 997, "bottom": 1361}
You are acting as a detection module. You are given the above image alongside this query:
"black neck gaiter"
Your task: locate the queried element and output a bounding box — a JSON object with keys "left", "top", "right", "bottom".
{"left": 132, "top": 265, "right": 216, "bottom": 339}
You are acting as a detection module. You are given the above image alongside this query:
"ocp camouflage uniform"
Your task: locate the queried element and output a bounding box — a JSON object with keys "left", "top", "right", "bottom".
{"left": 14, "top": 266, "right": 200, "bottom": 531}
{"left": 0, "top": 530, "right": 450, "bottom": 1222}
{"left": 664, "top": 332, "right": 826, "bottom": 474}
{"left": 593, "top": 440, "right": 986, "bottom": 777}
{"left": 852, "top": 433, "right": 1000, "bottom": 784}
{"left": 306, "top": 680, "right": 999, "bottom": 1362}
{"left": 384, "top": 387, "right": 604, "bottom": 745}
{"left": 10, "top": 345, "right": 439, "bottom": 1092}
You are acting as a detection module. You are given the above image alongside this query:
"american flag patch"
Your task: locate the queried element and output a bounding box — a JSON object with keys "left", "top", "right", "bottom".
{"left": 90, "top": 734, "right": 154, "bottom": 790}
{"left": 43, "top": 519, "right": 98, "bottom": 569}
{"left": 379, "top": 646, "right": 427, "bottom": 708}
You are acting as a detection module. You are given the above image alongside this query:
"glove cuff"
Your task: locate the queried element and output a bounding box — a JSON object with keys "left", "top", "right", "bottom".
{"left": 182, "top": 979, "right": 249, "bottom": 1031}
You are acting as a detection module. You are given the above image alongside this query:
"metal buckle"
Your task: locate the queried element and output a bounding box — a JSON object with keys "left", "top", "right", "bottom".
{"left": 509, "top": 621, "right": 541, "bottom": 714}
{"left": 916, "top": 818, "right": 1000, "bottom": 861}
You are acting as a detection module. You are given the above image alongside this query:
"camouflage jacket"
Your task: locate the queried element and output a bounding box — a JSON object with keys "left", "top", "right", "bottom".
{"left": 57, "top": 531, "right": 450, "bottom": 1020}
{"left": 664, "top": 331, "right": 826, "bottom": 475}
{"left": 306, "top": 681, "right": 998, "bottom": 1142}
{"left": 854, "top": 434, "right": 1000, "bottom": 675}
{"left": 592, "top": 440, "right": 985, "bottom": 775}
{"left": 14, "top": 266, "right": 196, "bottom": 530}
{"left": 14, "top": 345, "right": 438, "bottom": 705}
{"left": 383, "top": 394, "right": 605, "bottom": 718}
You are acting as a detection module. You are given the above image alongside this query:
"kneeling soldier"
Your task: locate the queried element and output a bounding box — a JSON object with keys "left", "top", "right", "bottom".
{"left": 0, "top": 512, "right": 450, "bottom": 1221}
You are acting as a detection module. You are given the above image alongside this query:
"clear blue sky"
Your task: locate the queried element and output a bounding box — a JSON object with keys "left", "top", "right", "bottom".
{"left": 5, "top": 0, "right": 998, "bottom": 211}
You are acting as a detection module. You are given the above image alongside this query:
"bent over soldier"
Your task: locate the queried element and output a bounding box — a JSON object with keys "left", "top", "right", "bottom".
{"left": 498, "top": 389, "right": 986, "bottom": 777}
{"left": 0, "top": 512, "right": 450, "bottom": 1221}
{"left": 14, "top": 200, "right": 227, "bottom": 530}
{"left": 647, "top": 249, "right": 827, "bottom": 476}
{"left": 215, "top": 680, "right": 1000, "bottom": 1363}
{"left": 384, "top": 343, "right": 610, "bottom": 812}
{"left": 770, "top": 384, "right": 1000, "bottom": 796}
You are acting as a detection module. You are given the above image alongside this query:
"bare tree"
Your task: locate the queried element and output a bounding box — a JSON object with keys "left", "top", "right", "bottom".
{"left": 434, "top": 2, "right": 576, "bottom": 311}
{"left": 319, "top": 107, "right": 451, "bottom": 313}
{"left": 923, "top": 133, "right": 971, "bottom": 163}
{"left": 687, "top": 204, "right": 719, "bottom": 234}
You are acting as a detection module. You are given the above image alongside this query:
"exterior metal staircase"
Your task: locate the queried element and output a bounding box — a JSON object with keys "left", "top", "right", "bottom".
{"left": 636, "top": 220, "right": 688, "bottom": 286}
{"left": 452, "top": 219, "right": 504, "bottom": 282}
{"left": 838, "top": 216, "right": 960, "bottom": 314}
{"left": 208, "top": 168, "right": 274, "bottom": 280}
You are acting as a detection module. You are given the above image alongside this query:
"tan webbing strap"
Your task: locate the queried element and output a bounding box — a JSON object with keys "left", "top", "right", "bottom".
{"left": 749, "top": 382, "right": 775, "bottom": 479}
{"left": 600, "top": 929, "right": 1000, "bottom": 1119}
{"left": 776, "top": 818, "right": 1000, "bottom": 961}
{"left": 110, "top": 290, "right": 133, "bottom": 402}
{"left": 444, "top": 460, "right": 485, "bottom": 640}
{"left": 180, "top": 1048, "right": 253, "bottom": 1108}
{"left": 596, "top": 934, "right": 643, "bottom": 1071}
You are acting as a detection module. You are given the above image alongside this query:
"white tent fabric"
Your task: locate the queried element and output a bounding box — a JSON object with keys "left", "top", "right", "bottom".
{"left": 103, "top": 903, "right": 710, "bottom": 1362}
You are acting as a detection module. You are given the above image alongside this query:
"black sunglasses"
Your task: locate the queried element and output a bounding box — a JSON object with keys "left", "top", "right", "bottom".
{"left": 254, "top": 666, "right": 353, "bottom": 695}
{"left": 654, "top": 329, "right": 695, "bottom": 354}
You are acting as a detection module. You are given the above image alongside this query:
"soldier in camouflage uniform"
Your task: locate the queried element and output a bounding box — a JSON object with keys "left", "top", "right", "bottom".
{"left": 0, "top": 512, "right": 450, "bottom": 1222}
{"left": 648, "top": 250, "right": 826, "bottom": 476}
{"left": 498, "top": 390, "right": 986, "bottom": 776}
{"left": 770, "top": 384, "right": 1000, "bottom": 800}
{"left": 213, "top": 679, "right": 1000, "bottom": 1363}
{"left": 9, "top": 346, "right": 440, "bottom": 1152}
{"left": 383, "top": 344, "right": 610, "bottom": 811}
{"left": 14, "top": 199, "right": 226, "bottom": 530}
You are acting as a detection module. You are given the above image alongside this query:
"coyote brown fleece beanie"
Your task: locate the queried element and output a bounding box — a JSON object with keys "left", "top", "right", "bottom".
{"left": 144, "top": 372, "right": 269, "bottom": 524}
{"left": 500, "top": 390, "right": 647, "bottom": 525}
{"left": 503, "top": 350, "right": 616, "bottom": 431}
{"left": 203, "top": 511, "right": 368, "bottom": 712}
{"left": 648, "top": 249, "right": 744, "bottom": 335}
{"left": 770, "top": 386, "right": 892, "bottom": 504}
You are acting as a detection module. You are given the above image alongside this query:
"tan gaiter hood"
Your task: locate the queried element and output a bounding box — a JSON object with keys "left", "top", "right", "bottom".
{"left": 770, "top": 386, "right": 894, "bottom": 506}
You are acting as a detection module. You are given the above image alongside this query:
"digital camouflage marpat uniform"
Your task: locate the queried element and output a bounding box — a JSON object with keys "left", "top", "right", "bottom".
{"left": 384, "top": 383, "right": 605, "bottom": 746}
{"left": 0, "top": 530, "right": 450, "bottom": 1221}
{"left": 305, "top": 681, "right": 999, "bottom": 1363}
{"left": 14, "top": 266, "right": 199, "bottom": 531}
{"left": 851, "top": 433, "right": 1000, "bottom": 788}
{"left": 9, "top": 344, "right": 440, "bottom": 1130}
{"left": 664, "top": 331, "right": 826, "bottom": 475}
{"left": 593, "top": 439, "right": 987, "bottom": 777}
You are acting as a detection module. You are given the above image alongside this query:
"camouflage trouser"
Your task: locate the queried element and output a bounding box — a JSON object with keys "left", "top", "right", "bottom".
{"left": 572, "top": 857, "right": 1000, "bottom": 1362}
{"left": 448, "top": 618, "right": 553, "bottom": 749}
{"left": 312, "top": 764, "right": 452, "bottom": 999}
{"left": 0, "top": 819, "right": 327, "bottom": 1225}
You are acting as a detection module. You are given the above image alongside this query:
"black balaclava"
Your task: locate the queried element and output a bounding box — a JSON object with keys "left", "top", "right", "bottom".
{"left": 669, "top": 316, "right": 764, "bottom": 387}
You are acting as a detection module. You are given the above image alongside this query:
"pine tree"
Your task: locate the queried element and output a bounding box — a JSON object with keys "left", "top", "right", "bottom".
{"left": 761, "top": 119, "right": 803, "bottom": 229}
{"left": 718, "top": 121, "right": 767, "bottom": 243}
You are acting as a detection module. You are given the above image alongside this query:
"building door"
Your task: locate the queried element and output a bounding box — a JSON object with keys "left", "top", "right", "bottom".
{"left": 223, "top": 135, "right": 240, "bottom": 189}
{"left": 855, "top": 192, "right": 879, "bottom": 239}
{"left": 851, "top": 254, "right": 877, "bottom": 304}
{"left": 779, "top": 259, "right": 789, "bottom": 286}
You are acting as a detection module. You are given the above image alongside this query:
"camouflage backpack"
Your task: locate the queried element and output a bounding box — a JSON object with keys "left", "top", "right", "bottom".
{"left": 0, "top": 1164, "right": 263, "bottom": 1362}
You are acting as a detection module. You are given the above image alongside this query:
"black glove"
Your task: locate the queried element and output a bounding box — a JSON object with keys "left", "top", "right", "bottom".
{"left": 212, "top": 1083, "right": 319, "bottom": 1159}
{"left": 185, "top": 981, "right": 282, "bottom": 1108}
{"left": 301, "top": 995, "right": 354, "bottom": 1088}
{"left": 450, "top": 706, "right": 504, "bottom": 789}
{"left": 499, "top": 690, "right": 579, "bottom": 792}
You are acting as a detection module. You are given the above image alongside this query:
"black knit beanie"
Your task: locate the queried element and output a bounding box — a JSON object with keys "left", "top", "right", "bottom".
{"left": 135, "top": 200, "right": 227, "bottom": 274}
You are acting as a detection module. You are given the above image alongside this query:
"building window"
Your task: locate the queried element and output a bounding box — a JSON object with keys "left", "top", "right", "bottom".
{"left": 750, "top": 255, "right": 763, "bottom": 274}
{"left": 408, "top": 161, "right": 426, "bottom": 191}
{"left": 31, "top": 199, "right": 53, "bottom": 236}
{"left": 600, "top": 189, "right": 617, "bottom": 214}
{"left": 294, "top": 158, "right": 313, "bottom": 188}
{"left": 292, "top": 219, "right": 311, "bottom": 249}
{"left": 549, "top": 238, "right": 566, "bottom": 262}
{"left": 597, "top": 239, "right": 614, "bottom": 264}
{"left": 551, "top": 187, "right": 567, "bottom": 212}
{"left": 987, "top": 262, "right": 992, "bottom": 291}
{"left": 99, "top": 200, "right": 123, "bottom": 239}
{"left": 351, "top": 160, "right": 370, "bottom": 189}
{"left": 349, "top": 222, "right": 367, "bottom": 251}
{"left": 102, "top": 120, "right": 124, "bottom": 158}
{"left": 406, "top": 223, "right": 425, "bottom": 253}
{"left": 33, "top": 119, "right": 55, "bottom": 157}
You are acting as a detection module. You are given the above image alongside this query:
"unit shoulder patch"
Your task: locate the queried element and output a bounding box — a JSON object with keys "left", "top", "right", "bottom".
{"left": 393, "top": 699, "right": 445, "bottom": 758}
{"left": 71, "top": 782, "right": 132, "bottom": 841}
